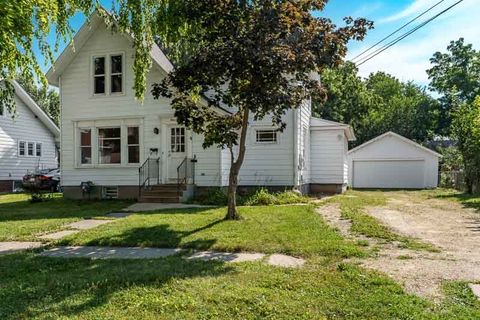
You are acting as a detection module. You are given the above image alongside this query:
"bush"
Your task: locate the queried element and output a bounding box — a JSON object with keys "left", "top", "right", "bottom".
{"left": 243, "top": 188, "right": 311, "bottom": 206}
{"left": 193, "top": 187, "right": 311, "bottom": 206}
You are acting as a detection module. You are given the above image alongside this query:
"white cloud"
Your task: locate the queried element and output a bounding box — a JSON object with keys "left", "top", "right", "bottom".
{"left": 348, "top": 0, "right": 479, "bottom": 86}
{"left": 379, "top": 0, "right": 447, "bottom": 24}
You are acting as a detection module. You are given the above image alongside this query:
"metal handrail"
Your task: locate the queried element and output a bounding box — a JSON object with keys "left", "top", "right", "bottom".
{"left": 139, "top": 157, "right": 160, "bottom": 198}
{"left": 176, "top": 155, "right": 196, "bottom": 191}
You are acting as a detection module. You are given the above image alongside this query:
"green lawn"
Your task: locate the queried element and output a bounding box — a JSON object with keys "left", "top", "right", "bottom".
{"left": 60, "top": 205, "right": 363, "bottom": 258}
{"left": 0, "top": 193, "right": 131, "bottom": 241}
{"left": 1, "top": 253, "right": 479, "bottom": 319}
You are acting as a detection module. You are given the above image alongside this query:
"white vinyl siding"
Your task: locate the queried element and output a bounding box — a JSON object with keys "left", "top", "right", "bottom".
{"left": 0, "top": 94, "right": 57, "bottom": 181}
{"left": 310, "top": 129, "right": 346, "bottom": 184}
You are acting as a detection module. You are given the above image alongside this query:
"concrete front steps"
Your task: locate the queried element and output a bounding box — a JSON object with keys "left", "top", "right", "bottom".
{"left": 138, "top": 184, "right": 186, "bottom": 203}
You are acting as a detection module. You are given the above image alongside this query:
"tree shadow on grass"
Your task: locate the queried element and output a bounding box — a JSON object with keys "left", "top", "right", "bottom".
{"left": 434, "top": 192, "right": 480, "bottom": 213}
{"left": 0, "top": 253, "right": 234, "bottom": 319}
{"left": 0, "top": 196, "right": 132, "bottom": 222}
{"left": 61, "top": 219, "right": 224, "bottom": 250}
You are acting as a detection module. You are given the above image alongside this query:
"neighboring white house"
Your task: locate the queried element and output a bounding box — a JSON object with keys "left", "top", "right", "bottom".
{"left": 0, "top": 81, "right": 60, "bottom": 192}
{"left": 46, "top": 12, "right": 355, "bottom": 200}
{"left": 347, "top": 131, "right": 441, "bottom": 189}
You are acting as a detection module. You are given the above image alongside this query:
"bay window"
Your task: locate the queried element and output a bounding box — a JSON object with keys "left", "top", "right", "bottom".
{"left": 127, "top": 126, "right": 140, "bottom": 163}
{"left": 80, "top": 129, "right": 92, "bottom": 164}
{"left": 98, "top": 127, "right": 121, "bottom": 164}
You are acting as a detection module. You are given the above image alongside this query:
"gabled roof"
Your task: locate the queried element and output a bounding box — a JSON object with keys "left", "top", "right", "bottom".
{"left": 46, "top": 11, "right": 174, "bottom": 86}
{"left": 12, "top": 81, "right": 60, "bottom": 140}
{"left": 347, "top": 131, "right": 442, "bottom": 157}
{"left": 310, "top": 117, "right": 356, "bottom": 141}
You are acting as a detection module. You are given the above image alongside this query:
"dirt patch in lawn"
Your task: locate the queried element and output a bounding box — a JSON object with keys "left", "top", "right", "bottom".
{"left": 361, "top": 192, "right": 480, "bottom": 300}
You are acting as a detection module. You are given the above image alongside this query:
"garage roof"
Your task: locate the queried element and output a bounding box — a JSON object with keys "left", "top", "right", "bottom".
{"left": 347, "top": 131, "right": 442, "bottom": 157}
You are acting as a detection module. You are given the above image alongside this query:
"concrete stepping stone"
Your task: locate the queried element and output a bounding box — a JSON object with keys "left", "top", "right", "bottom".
{"left": 105, "top": 212, "right": 133, "bottom": 218}
{"left": 38, "top": 230, "right": 80, "bottom": 240}
{"left": 186, "top": 251, "right": 265, "bottom": 263}
{"left": 38, "top": 246, "right": 183, "bottom": 259}
{"left": 67, "top": 219, "right": 114, "bottom": 230}
{"left": 0, "top": 242, "right": 44, "bottom": 255}
{"left": 469, "top": 284, "right": 480, "bottom": 299}
{"left": 267, "top": 254, "right": 305, "bottom": 268}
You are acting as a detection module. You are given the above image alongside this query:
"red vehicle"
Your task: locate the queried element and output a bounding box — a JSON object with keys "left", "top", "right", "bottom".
{"left": 22, "top": 169, "right": 61, "bottom": 192}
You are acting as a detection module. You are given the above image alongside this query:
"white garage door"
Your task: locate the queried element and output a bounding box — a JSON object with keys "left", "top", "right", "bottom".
{"left": 353, "top": 160, "right": 425, "bottom": 189}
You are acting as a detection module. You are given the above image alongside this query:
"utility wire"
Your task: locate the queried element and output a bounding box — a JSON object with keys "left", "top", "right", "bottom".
{"left": 355, "top": 0, "right": 464, "bottom": 67}
{"left": 351, "top": 0, "right": 447, "bottom": 62}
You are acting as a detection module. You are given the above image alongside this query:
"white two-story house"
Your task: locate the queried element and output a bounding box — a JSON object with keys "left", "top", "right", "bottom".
{"left": 0, "top": 81, "right": 59, "bottom": 192}
{"left": 46, "top": 11, "right": 355, "bottom": 201}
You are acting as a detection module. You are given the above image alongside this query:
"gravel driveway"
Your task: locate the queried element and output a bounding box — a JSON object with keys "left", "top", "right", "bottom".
{"left": 361, "top": 191, "right": 480, "bottom": 300}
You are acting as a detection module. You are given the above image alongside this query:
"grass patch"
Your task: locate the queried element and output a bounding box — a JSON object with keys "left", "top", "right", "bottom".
{"left": 0, "top": 193, "right": 131, "bottom": 241}
{"left": 60, "top": 205, "right": 362, "bottom": 258}
{"left": 421, "top": 188, "right": 480, "bottom": 212}
{"left": 1, "top": 253, "right": 479, "bottom": 319}
{"left": 329, "top": 191, "right": 437, "bottom": 251}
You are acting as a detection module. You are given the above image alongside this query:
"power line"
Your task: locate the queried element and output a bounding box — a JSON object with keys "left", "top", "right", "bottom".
{"left": 355, "top": 0, "right": 464, "bottom": 67}
{"left": 351, "top": 0, "right": 448, "bottom": 63}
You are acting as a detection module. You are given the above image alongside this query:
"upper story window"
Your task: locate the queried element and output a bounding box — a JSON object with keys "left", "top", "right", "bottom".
{"left": 93, "top": 57, "right": 106, "bottom": 94}
{"left": 92, "top": 54, "right": 124, "bottom": 96}
{"left": 110, "top": 55, "right": 123, "bottom": 93}
{"left": 0, "top": 105, "right": 4, "bottom": 117}
{"left": 256, "top": 129, "right": 277, "bottom": 143}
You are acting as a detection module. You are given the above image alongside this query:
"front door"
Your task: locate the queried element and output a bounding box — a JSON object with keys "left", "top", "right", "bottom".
{"left": 166, "top": 126, "right": 187, "bottom": 182}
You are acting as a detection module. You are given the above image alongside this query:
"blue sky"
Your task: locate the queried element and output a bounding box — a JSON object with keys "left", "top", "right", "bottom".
{"left": 38, "top": 0, "right": 479, "bottom": 87}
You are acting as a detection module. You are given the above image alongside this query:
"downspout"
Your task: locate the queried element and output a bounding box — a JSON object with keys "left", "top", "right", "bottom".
{"left": 293, "top": 108, "right": 299, "bottom": 190}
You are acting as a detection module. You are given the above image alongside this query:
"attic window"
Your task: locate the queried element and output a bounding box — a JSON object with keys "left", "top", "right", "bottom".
{"left": 110, "top": 55, "right": 123, "bottom": 93}
{"left": 93, "top": 56, "right": 106, "bottom": 94}
{"left": 256, "top": 130, "right": 277, "bottom": 143}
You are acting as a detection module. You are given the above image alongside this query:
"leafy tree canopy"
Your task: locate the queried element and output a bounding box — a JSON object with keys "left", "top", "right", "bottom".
{"left": 427, "top": 38, "right": 480, "bottom": 134}
{"left": 152, "top": 0, "right": 372, "bottom": 219}
{"left": 16, "top": 75, "right": 60, "bottom": 126}
{"left": 315, "top": 63, "right": 440, "bottom": 146}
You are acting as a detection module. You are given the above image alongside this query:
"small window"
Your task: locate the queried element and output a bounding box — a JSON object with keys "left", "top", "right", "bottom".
{"left": 18, "top": 141, "right": 26, "bottom": 156}
{"left": 0, "top": 105, "right": 4, "bottom": 117}
{"left": 127, "top": 126, "right": 140, "bottom": 163}
{"left": 170, "top": 127, "right": 185, "bottom": 153}
{"left": 256, "top": 130, "right": 277, "bottom": 143}
{"left": 80, "top": 129, "right": 92, "bottom": 164}
{"left": 98, "top": 127, "right": 121, "bottom": 164}
{"left": 93, "top": 56, "right": 106, "bottom": 94}
{"left": 36, "top": 143, "right": 42, "bottom": 157}
{"left": 27, "top": 142, "right": 34, "bottom": 156}
{"left": 110, "top": 55, "right": 123, "bottom": 93}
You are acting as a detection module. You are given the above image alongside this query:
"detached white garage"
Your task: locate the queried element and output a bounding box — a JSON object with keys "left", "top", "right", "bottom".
{"left": 347, "top": 132, "right": 441, "bottom": 189}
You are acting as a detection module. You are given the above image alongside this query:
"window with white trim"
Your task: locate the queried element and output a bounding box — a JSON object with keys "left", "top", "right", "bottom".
{"left": 27, "top": 142, "right": 34, "bottom": 156}
{"left": 110, "top": 55, "right": 123, "bottom": 93}
{"left": 80, "top": 129, "right": 92, "bottom": 164}
{"left": 36, "top": 143, "right": 42, "bottom": 157}
{"left": 93, "top": 56, "right": 106, "bottom": 94}
{"left": 127, "top": 126, "right": 140, "bottom": 163}
{"left": 98, "top": 127, "right": 121, "bottom": 164}
{"left": 0, "top": 105, "right": 4, "bottom": 117}
{"left": 18, "top": 141, "right": 26, "bottom": 156}
{"left": 170, "top": 127, "right": 185, "bottom": 152}
{"left": 256, "top": 129, "right": 277, "bottom": 143}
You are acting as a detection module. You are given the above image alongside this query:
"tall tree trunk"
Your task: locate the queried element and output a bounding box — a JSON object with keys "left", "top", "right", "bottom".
{"left": 225, "top": 107, "right": 250, "bottom": 220}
